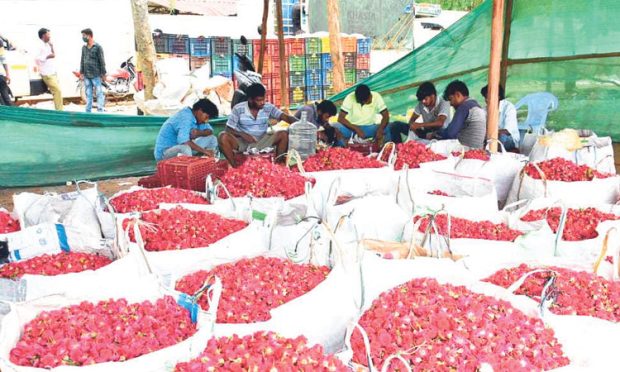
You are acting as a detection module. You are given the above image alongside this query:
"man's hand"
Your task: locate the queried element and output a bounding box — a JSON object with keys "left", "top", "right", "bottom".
{"left": 240, "top": 132, "right": 257, "bottom": 144}
{"left": 4, "top": 75, "right": 10, "bottom": 84}
{"left": 426, "top": 132, "right": 435, "bottom": 140}
{"left": 375, "top": 132, "right": 384, "bottom": 147}
{"left": 354, "top": 127, "right": 366, "bottom": 139}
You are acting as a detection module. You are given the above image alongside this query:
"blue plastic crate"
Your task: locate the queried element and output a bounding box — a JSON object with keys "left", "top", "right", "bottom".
{"left": 321, "top": 69, "right": 333, "bottom": 86}
{"left": 306, "top": 86, "right": 322, "bottom": 102}
{"left": 211, "top": 37, "right": 232, "bottom": 57}
{"left": 305, "top": 70, "right": 322, "bottom": 87}
{"left": 167, "top": 34, "right": 190, "bottom": 54}
{"left": 321, "top": 54, "right": 332, "bottom": 70}
{"left": 357, "top": 38, "right": 372, "bottom": 54}
{"left": 289, "top": 71, "right": 306, "bottom": 88}
{"left": 189, "top": 37, "right": 211, "bottom": 57}
{"left": 213, "top": 71, "right": 232, "bottom": 79}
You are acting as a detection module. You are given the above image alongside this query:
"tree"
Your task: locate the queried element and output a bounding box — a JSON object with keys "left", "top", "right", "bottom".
{"left": 130, "top": 0, "right": 157, "bottom": 100}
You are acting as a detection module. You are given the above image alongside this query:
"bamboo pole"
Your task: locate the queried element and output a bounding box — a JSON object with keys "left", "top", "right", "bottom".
{"left": 327, "top": 0, "right": 345, "bottom": 92}
{"left": 258, "top": 0, "right": 269, "bottom": 75}
{"left": 275, "top": 0, "right": 289, "bottom": 108}
{"left": 130, "top": 0, "right": 157, "bottom": 100}
{"left": 486, "top": 0, "right": 505, "bottom": 153}
{"left": 499, "top": 0, "right": 514, "bottom": 88}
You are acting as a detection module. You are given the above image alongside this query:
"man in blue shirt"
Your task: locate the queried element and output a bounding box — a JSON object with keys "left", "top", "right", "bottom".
{"left": 154, "top": 98, "right": 219, "bottom": 161}
{"left": 219, "top": 83, "right": 296, "bottom": 166}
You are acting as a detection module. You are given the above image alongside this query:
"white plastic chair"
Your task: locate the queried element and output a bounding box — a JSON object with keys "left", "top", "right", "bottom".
{"left": 515, "top": 92, "right": 559, "bottom": 134}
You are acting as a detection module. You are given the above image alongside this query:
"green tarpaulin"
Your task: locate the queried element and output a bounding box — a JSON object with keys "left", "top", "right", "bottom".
{"left": 332, "top": 0, "right": 620, "bottom": 139}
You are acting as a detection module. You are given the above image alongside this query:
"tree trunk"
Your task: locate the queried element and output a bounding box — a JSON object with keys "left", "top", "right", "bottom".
{"left": 258, "top": 0, "right": 269, "bottom": 75}
{"left": 327, "top": 0, "right": 345, "bottom": 92}
{"left": 486, "top": 0, "right": 505, "bottom": 153}
{"left": 130, "top": 0, "right": 157, "bottom": 100}
{"left": 275, "top": 0, "right": 289, "bottom": 108}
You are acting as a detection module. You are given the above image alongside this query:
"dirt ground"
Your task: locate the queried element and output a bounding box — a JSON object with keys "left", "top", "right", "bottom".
{"left": 0, "top": 177, "right": 140, "bottom": 210}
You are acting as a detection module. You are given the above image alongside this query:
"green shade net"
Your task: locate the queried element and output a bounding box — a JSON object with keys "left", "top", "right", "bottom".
{"left": 0, "top": 106, "right": 227, "bottom": 187}
{"left": 332, "top": 0, "right": 620, "bottom": 138}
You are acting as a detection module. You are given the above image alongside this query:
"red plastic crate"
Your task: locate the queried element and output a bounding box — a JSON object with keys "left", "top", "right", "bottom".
{"left": 285, "top": 38, "right": 305, "bottom": 56}
{"left": 253, "top": 39, "right": 280, "bottom": 57}
{"left": 137, "top": 174, "right": 161, "bottom": 188}
{"left": 157, "top": 156, "right": 228, "bottom": 192}
{"left": 356, "top": 54, "right": 370, "bottom": 70}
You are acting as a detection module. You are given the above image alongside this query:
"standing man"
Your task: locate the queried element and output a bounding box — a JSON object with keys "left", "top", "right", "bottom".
{"left": 481, "top": 84, "right": 519, "bottom": 151}
{"left": 79, "top": 28, "right": 106, "bottom": 112}
{"left": 0, "top": 34, "right": 13, "bottom": 106}
{"left": 433, "top": 80, "right": 487, "bottom": 149}
{"left": 36, "top": 28, "right": 63, "bottom": 111}
{"left": 333, "top": 84, "right": 391, "bottom": 146}
{"left": 294, "top": 100, "right": 339, "bottom": 145}
{"left": 388, "top": 82, "right": 452, "bottom": 144}
{"left": 219, "top": 83, "right": 297, "bottom": 167}
{"left": 154, "top": 98, "right": 220, "bottom": 161}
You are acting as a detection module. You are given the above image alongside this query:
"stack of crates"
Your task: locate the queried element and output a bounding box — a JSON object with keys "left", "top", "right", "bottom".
{"left": 189, "top": 36, "right": 211, "bottom": 71}
{"left": 153, "top": 33, "right": 171, "bottom": 54}
{"left": 342, "top": 36, "right": 357, "bottom": 88}
{"left": 287, "top": 38, "right": 305, "bottom": 105}
{"left": 210, "top": 37, "right": 232, "bottom": 79}
{"left": 253, "top": 39, "right": 285, "bottom": 106}
{"left": 356, "top": 37, "right": 371, "bottom": 82}
{"left": 305, "top": 37, "right": 322, "bottom": 102}
{"left": 320, "top": 53, "right": 333, "bottom": 99}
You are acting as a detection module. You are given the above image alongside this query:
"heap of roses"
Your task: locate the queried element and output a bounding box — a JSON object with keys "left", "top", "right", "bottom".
{"left": 351, "top": 277, "right": 569, "bottom": 371}
{"left": 302, "top": 147, "right": 384, "bottom": 172}
{"left": 485, "top": 264, "right": 620, "bottom": 322}
{"left": 525, "top": 158, "right": 612, "bottom": 182}
{"left": 175, "top": 257, "right": 329, "bottom": 323}
{"left": 219, "top": 158, "right": 310, "bottom": 199}
{"left": 394, "top": 142, "right": 446, "bottom": 170}
{"left": 175, "top": 332, "right": 346, "bottom": 371}
{"left": 0, "top": 210, "right": 20, "bottom": 233}
{"left": 521, "top": 207, "right": 620, "bottom": 241}
{"left": 10, "top": 296, "right": 196, "bottom": 368}
{"left": 452, "top": 149, "right": 490, "bottom": 161}
{"left": 0, "top": 252, "right": 112, "bottom": 280}
{"left": 110, "top": 188, "right": 208, "bottom": 213}
{"left": 126, "top": 207, "right": 247, "bottom": 251}
{"left": 414, "top": 214, "right": 523, "bottom": 241}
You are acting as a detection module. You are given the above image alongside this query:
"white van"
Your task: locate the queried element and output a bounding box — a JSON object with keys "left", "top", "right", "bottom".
{"left": 3, "top": 49, "right": 48, "bottom": 100}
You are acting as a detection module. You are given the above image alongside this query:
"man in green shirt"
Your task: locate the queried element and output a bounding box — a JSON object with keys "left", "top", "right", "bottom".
{"left": 333, "top": 84, "right": 391, "bottom": 146}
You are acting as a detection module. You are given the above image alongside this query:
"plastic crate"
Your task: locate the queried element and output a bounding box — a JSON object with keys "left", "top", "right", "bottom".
{"left": 253, "top": 39, "right": 279, "bottom": 58}
{"left": 320, "top": 36, "right": 331, "bottom": 53}
{"left": 232, "top": 39, "right": 252, "bottom": 57}
{"left": 285, "top": 38, "right": 305, "bottom": 56}
{"left": 305, "top": 38, "right": 322, "bottom": 54}
{"left": 289, "top": 71, "right": 305, "bottom": 88}
{"left": 321, "top": 70, "right": 333, "bottom": 86}
{"left": 189, "top": 36, "right": 211, "bottom": 57}
{"left": 305, "top": 70, "right": 322, "bottom": 87}
{"left": 342, "top": 36, "right": 357, "bottom": 53}
{"left": 168, "top": 34, "right": 190, "bottom": 54}
{"left": 190, "top": 57, "right": 210, "bottom": 71}
{"left": 137, "top": 174, "right": 161, "bottom": 189}
{"left": 306, "top": 86, "right": 322, "bottom": 102}
{"left": 305, "top": 54, "right": 321, "bottom": 71}
{"left": 345, "top": 68, "right": 357, "bottom": 84}
{"left": 289, "top": 87, "right": 306, "bottom": 105}
{"left": 211, "top": 37, "right": 232, "bottom": 57}
{"left": 320, "top": 54, "right": 332, "bottom": 70}
{"left": 356, "top": 69, "right": 370, "bottom": 81}
{"left": 158, "top": 156, "right": 227, "bottom": 192}
{"left": 343, "top": 52, "right": 357, "bottom": 69}
{"left": 357, "top": 37, "right": 372, "bottom": 54}
{"left": 356, "top": 54, "right": 370, "bottom": 70}
{"left": 288, "top": 55, "right": 306, "bottom": 72}
{"left": 323, "top": 85, "right": 334, "bottom": 98}
{"left": 211, "top": 55, "right": 232, "bottom": 74}
{"left": 153, "top": 33, "right": 170, "bottom": 53}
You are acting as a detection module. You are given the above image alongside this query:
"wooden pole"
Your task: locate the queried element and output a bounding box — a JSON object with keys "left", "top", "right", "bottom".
{"left": 499, "top": 0, "right": 514, "bottom": 88}
{"left": 327, "top": 0, "right": 345, "bottom": 92}
{"left": 258, "top": 0, "right": 269, "bottom": 75}
{"left": 486, "top": 0, "right": 505, "bottom": 153}
{"left": 275, "top": 0, "right": 289, "bottom": 108}
{"left": 130, "top": 0, "right": 157, "bottom": 100}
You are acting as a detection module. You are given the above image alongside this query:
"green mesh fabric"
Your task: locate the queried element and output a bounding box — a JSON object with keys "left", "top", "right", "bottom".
{"left": 332, "top": 0, "right": 620, "bottom": 139}
{"left": 0, "top": 106, "right": 227, "bottom": 187}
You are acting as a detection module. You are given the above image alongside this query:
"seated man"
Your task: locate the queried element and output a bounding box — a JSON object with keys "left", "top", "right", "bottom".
{"left": 389, "top": 81, "right": 452, "bottom": 144}
{"left": 154, "top": 98, "right": 219, "bottom": 161}
{"left": 294, "top": 100, "right": 339, "bottom": 145}
{"left": 219, "top": 83, "right": 296, "bottom": 167}
{"left": 333, "top": 84, "right": 391, "bottom": 146}
{"left": 433, "top": 80, "right": 487, "bottom": 149}
{"left": 480, "top": 84, "right": 519, "bottom": 151}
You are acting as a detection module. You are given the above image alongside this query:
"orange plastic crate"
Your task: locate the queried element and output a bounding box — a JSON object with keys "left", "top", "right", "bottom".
{"left": 285, "top": 38, "right": 305, "bottom": 56}
{"left": 341, "top": 37, "right": 357, "bottom": 53}
{"left": 158, "top": 156, "right": 228, "bottom": 192}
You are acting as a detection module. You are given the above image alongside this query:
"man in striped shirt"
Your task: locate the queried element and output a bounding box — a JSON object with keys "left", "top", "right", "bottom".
{"left": 219, "top": 84, "right": 296, "bottom": 167}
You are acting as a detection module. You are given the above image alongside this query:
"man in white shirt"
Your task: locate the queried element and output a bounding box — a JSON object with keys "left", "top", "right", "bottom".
{"left": 481, "top": 84, "right": 519, "bottom": 151}
{"left": 37, "top": 28, "right": 63, "bottom": 110}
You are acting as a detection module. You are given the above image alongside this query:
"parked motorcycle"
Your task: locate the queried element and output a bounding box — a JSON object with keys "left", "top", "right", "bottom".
{"left": 72, "top": 56, "right": 137, "bottom": 103}
{"left": 231, "top": 36, "right": 263, "bottom": 107}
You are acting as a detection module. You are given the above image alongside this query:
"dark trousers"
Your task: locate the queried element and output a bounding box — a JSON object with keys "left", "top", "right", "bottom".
{"left": 389, "top": 122, "right": 437, "bottom": 144}
{"left": 0, "top": 76, "right": 12, "bottom": 106}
